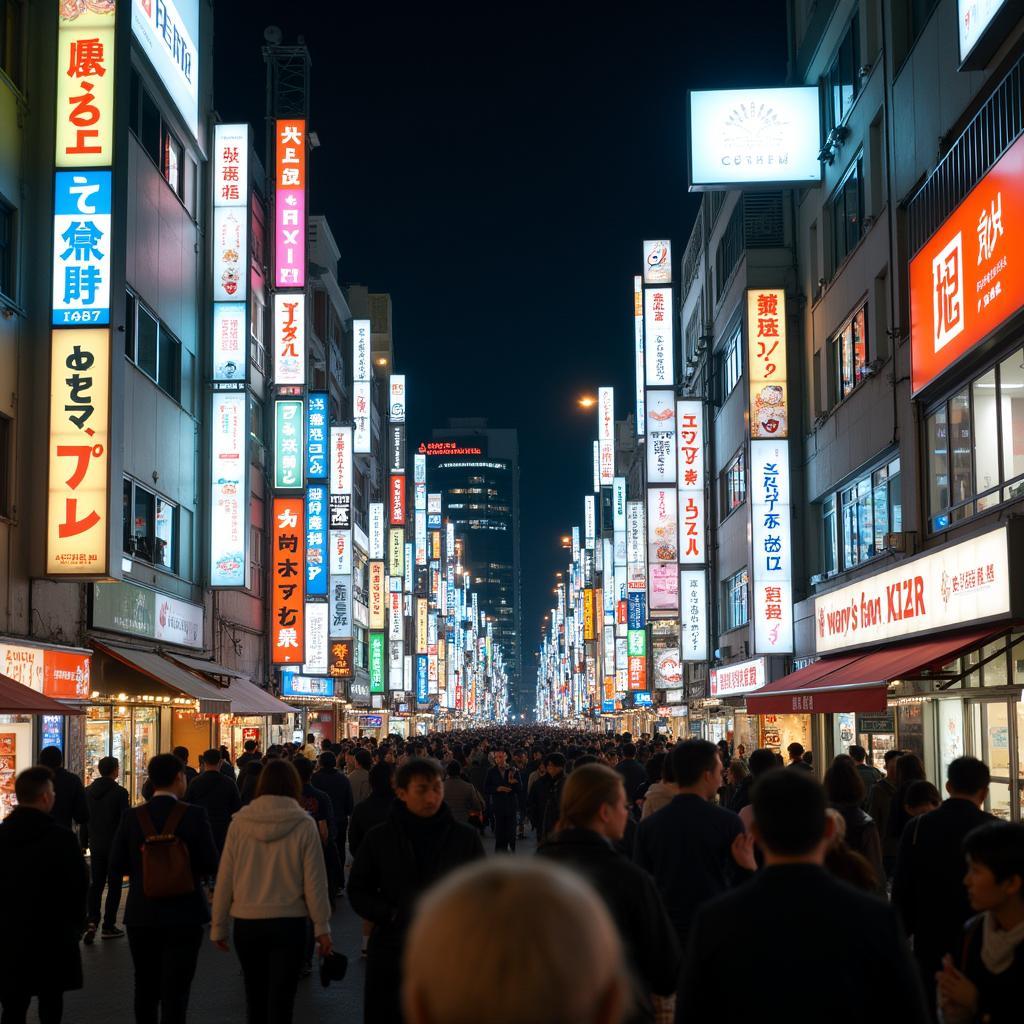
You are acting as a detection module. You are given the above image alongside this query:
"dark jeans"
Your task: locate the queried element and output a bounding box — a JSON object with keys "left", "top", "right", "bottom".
{"left": 127, "top": 924, "right": 203, "bottom": 1024}
{"left": 0, "top": 991, "right": 63, "bottom": 1024}
{"left": 234, "top": 917, "right": 306, "bottom": 1024}
{"left": 87, "top": 846, "right": 122, "bottom": 928}
{"left": 493, "top": 808, "right": 517, "bottom": 853}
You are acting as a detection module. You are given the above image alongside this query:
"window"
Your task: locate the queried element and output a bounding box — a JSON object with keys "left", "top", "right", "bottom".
{"left": 832, "top": 305, "right": 868, "bottom": 401}
{"left": 125, "top": 291, "right": 183, "bottom": 404}
{"left": 162, "top": 126, "right": 183, "bottom": 196}
{"left": 249, "top": 525, "right": 264, "bottom": 599}
{"left": 830, "top": 157, "right": 865, "bottom": 272}
{"left": 825, "top": 9, "right": 861, "bottom": 134}
{"left": 828, "top": 459, "right": 900, "bottom": 570}
{"left": 723, "top": 569, "right": 749, "bottom": 631}
{"left": 927, "top": 348, "right": 1024, "bottom": 532}
{"left": 0, "top": 193, "right": 14, "bottom": 300}
{"left": 722, "top": 449, "right": 746, "bottom": 515}
{"left": 250, "top": 293, "right": 265, "bottom": 372}
{"left": 128, "top": 68, "right": 191, "bottom": 211}
{"left": 718, "top": 324, "right": 742, "bottom": 401}
{"left": 822, "top": 496, "right": 838, "bottom": 575}
{"left": 123, "top": 479, "right": 177, "bottom": 571}
{"left": 0, "top": 0, "right": 24, "bottom": 89}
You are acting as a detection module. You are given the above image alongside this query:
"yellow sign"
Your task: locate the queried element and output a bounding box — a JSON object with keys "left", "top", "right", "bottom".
{"left": 47, "top": 329, "right": 110, "bottom": 575}
{"left": 416, "top": 598, "right": 428, "bottom": 654}
{"left": 747, "top": 289, "right": 788, "bottom": 439}
{"left": 369, "top": 561, "right": 386, "bottom": 630}
{"left": 388, "top": 528, "right": 404, "bottom": 578}
{"left": 583, "top": 588, "right": 596, "bottom": 642}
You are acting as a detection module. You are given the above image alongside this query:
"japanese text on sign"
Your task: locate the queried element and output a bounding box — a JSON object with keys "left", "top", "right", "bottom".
{"left": 747, "top": 289, "right": 788, "bottom": 439}
{"left": 272, "top": 497, "right": 306, "bottom": 663}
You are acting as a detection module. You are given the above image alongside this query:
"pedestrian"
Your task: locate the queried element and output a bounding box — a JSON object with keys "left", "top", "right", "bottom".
{"left": 615, "top": 741, "right": 647, "bottom": 806}
{"left": 848, "top": 744, "right": 882, "bottom": 807}
{"left": 904, "top": 779, "right": 941, "bottom": 817}
{"left": 210, "top": 759, "right": 332, "bottom": 1024}
{"left": 484, "top": 748, "right": 521, "bottom": 853}
{"left": 936, "top": 822, "right": 1024, "bottom": 1024}
{"left": 443, "top": 760, "right": 485, "bottom": 828}
{"left": 218, "top": 746, "right": 236, "bottom": 781}
{"left": 868, "top": 748, "right": 903, "bottom": 877}
{"left": 823, "top": 807, "right": 881, "bottom": 893}
{"left": 172, "top": 746, "right": 198, "bottom": 785}
{"left": 639, "top": 752, "right": 679, "bottom": 820}
{"left": 403, "top": 858, "right": 628, "bottom": 1024}
{"left": 347, "top": 757, "right": 484, "bottom": 1024}
{"left": 538, "top": 763, "right": 680, "bottom": 1023}
{"left": 0, "top": 766, "right": 88, "bottom": 1024}
{"left": 238, "top": 761, "right": 263, "bottom": 806}
{"left": 110, "top": 752, "right": 219, "bottom": 1024}
{"left": 634, "top": 739, "right": 755, "bottom": 947}
{"left": 348, "top": 762, "right": 395, "bottom": 958}
{"left": 786, "top": 742, "right": 811, "bottom": 770}
{"left": 37, "top": 745, "right": 88, "bottom": 834}
{"left": 732, "top": 747, "right": 776, "bottom": 820}
{"left": 513, "top": 748, "right": 531, "bottom": 838}
{"left": 236, "top": 739, "right": 261, "bottom": 769}
{"left": 311, "top": 751, "right": 352, "bottom": 896}
{"left": 675, "top": 768, "right": 929, "bottom": 1024}
{"left": 299, "top": 733, "right": 319, "bottom": 761}
{"left": 720, "top": 759, "right": 747, "bottom": 810}
{"left": 82, "top": 755, "right": 130, "bottom": 943}
{"left": 715, "top": 739, "right": 731, "bottom": 774}
{"left": 824, "top": 754, "right": 885, "bottom": 893}
{"left": 347, "top": 747, "right": 373, "bottom": 805}
{"left": 529, "top": 752, "right": 566, "bottom": 843}
{"left": 185, "top": 748, "right": 241, "bottom": 854}
{"left": 891, "top": 756, "right": 993, "bottom": 1008}
{"left": 888, "top": 751, "right": 927, "bottom": 845}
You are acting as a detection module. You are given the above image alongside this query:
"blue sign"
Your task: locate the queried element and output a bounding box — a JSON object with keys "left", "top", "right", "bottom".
{"left": 633, "top": 690, "right": 653, "bottom": 707}
{"left": 601, "top": 699, "right": 615, "bottom": 713}
{"left": 52, "top": 171, "right": 112, "bottom": 326}
{"left": 427, "top": 514, "right": 442, "bottom": 529}
{"left": 307, "top": 393, "right": 328, "bottom": 479}
{"left": 41, "top": 715, "right": 64, "bottom": 751}
{"left": 305, "top": 485, "right": 328, "bottom": 596}
{"left": 416, "top": 654, "right": 429, "bottom": 702}
{"left": 627, "top": 592, "right": 646, "bottom": 630}
{"left": 281, "top": 668, "right": 335, "bottom": 698}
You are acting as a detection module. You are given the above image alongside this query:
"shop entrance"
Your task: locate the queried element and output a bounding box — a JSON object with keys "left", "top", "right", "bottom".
{"left": 966, "top": 697, "right": 1024, "bottom": 821}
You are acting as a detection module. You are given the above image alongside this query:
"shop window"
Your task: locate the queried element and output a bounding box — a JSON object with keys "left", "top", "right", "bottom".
{"left": 723, "top": 568, "right": 749, "bottom": 631}
{"left": 0, "top": 193, "right": 13, "bottom": 301}
{"left": 718, "top": 324, "right": 742, "bottom": 402}
{"left": 825, "top": 8, "right": 861, "bottom": 135}
{"left": 829, "top": 459, "right": 901, "bottom": 572}
{"left": 832, "top": 305, "right": 868, "bottom": 402}
{"left": 830, "top": 156, "right": 865, "bottom": 273}
{"left": 0, "top": 0, "right": 24, "bottom": 90}
{"left": 123, "top": 478, "right": 177, "bottom": 571}
{"left": 722, "top": 449, "right": 746, "bottom": 515}
{"left": 162, "top": 126, "right": 183, "bottom": 196}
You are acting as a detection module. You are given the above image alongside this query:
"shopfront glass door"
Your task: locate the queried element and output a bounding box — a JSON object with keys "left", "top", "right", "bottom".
{"left": 967, "top": 699, "right": 1018, "bottom": 821}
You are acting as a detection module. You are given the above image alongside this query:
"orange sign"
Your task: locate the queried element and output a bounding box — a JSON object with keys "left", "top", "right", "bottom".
{"left": 910, "top": 132, "right": 1024, "bottom": 395}
{"left": 45, "top": 651, "right": 91, "bottom": 699}
{"left": 271, "top": 497, "right": 305, "bottom": 663}
{"left": 747, "top": 289, "right": 788, "bottom": 438}
{"left": 275, "top": 119, "right": 306, "bottom": 191}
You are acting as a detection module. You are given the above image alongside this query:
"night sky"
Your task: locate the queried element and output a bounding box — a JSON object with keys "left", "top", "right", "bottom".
{"left": 213, "top": 3, "right": 788, "bottom": 694}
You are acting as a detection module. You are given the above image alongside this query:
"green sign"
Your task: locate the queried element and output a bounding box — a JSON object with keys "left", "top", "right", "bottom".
{"left": 369, "top": 632, "right": 385, "bottom": 693}
{"left": 274, "top": 399, "right": 304, "bottom": 490}
{"left": 627, "top": 629, "right": 646, "bottom": 657}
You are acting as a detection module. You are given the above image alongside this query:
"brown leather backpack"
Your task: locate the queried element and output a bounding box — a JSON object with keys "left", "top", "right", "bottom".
{"left": 136, "top": 803, "right": 194, "bottom": 900}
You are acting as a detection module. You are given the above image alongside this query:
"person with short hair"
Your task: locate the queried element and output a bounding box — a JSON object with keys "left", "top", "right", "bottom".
{"left": 848, "top": 744, "right": 882, "bottom": 807}
{"left": 38, "top": 745, "right": 88, "bottom": 833}
{"left": 937, "top": 823, "right": 1024, "bottom": 1024}
{"left": 904, "top": 780, "right": 941, "bottom": 817}
{"left": 82, "top": 755, "right": 130, "bottom": 943}
{"left": 868, "top": 748, "right": 903, "bottom": 876}
{"left": 348, "top": 757, "right": 484, "bottom": 1024}
{"left": 404, "top": 858, "right": 628, "bottom": 1024}
{"left": 443, "top": 761, "right": 485, "bottom": 828}
{"left": 0, "top": 767, "right": 88, "bottom": 1024}
{"left": 186, "top": 748, "right": 241, "bottom": 853}
{"left": 311, "top": 751, "right": 352, "bottom": 897}
{"left": 529, "top": 753, "right": 566, "bottom": 842}
{"left": 786, "top": 742, "right": 811, "bottom": 770}
{"left": 172, "top": 746, "right": 198, "bottom": 785}
{"left": 237, "top": 739, "right": 261, "bottom": 769}
{"left": 484, "top": 748, "right": 522, "bottom": 853}
{"left": 615, "top": 741, "right": 647, "bottom": 807}
{"left": 676, "top": 769, "right": 929, "bottom": 1022}
{"left": 348, "top": 747, "right": 373, "bottom": 805}
{"left": 640, "top": 752, "right": 679, "bottom": 820}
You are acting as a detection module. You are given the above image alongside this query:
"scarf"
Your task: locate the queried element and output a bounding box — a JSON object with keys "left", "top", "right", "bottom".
{"left": 981, "top": 910, "right": 1024, "bottom": 975}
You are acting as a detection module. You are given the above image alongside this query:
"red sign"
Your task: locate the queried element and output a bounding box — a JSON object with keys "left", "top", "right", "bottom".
{"left": 390, "top": 475, "right": 406, "bottom": 526}
{"left": 910, "top": 132, "right": 1024, "bottom": 394}
{"left": 628, "top": 656, "right": 646, "bottom": 690}
{"left": 44, "top": 651, "right": 91, "bottom": 699}
{"left": 271, "top": 497, "right": 305, "bottom": 663}
{"left": 417, "top": 442, "right": 482, "bottom": 456}
{"left": 616, "top": 600, "right": 627, "bottom": 625}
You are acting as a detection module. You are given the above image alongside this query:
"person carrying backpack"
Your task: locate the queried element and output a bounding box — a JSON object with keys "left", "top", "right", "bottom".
{"left": 110, "top": 752, "right": 219, "bottom": 1024}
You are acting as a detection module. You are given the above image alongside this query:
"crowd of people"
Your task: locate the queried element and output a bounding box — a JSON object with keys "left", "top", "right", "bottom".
{"left": 0, "top": 727, "right": 1020, "bottom": 1023}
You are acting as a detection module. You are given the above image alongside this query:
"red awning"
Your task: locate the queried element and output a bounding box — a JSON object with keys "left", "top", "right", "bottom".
{"left": 0, "top": 673, "right": 85, "bottom": 715}
{"left": 745, "top": 625, "right": 1008, "bottom": 715}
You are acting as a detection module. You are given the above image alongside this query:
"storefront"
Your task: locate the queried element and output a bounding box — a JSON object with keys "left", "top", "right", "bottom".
{"left": 280, "top": 670, "right": 345, "bottom": 745}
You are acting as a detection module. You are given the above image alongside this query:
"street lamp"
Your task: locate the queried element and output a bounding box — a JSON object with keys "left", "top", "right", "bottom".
{"left": 577, "top": 395, "right": 597, "bottom": 409}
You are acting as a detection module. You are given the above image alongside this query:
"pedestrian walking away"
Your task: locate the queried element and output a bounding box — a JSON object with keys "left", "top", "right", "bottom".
{"left": 82, "top": 755, "right": 130, "bottom": 943}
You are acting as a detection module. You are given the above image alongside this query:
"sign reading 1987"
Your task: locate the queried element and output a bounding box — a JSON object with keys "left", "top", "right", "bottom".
{"left": 52, "top": 171, "right": 111, "bottom": 326}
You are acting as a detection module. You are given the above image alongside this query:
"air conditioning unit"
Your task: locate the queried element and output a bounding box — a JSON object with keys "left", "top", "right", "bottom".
{"left": 884, "top": 531, "right": 915, "bottom": 553}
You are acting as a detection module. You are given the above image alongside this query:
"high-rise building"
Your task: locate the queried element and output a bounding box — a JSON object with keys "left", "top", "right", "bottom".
{"left": 421, "top": 420, "right": 524, "bottom": 713}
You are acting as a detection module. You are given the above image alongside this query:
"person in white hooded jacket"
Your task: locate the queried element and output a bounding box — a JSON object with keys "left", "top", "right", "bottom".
{"left": 211, "top": 759, "right": 332, "bottom": 1024}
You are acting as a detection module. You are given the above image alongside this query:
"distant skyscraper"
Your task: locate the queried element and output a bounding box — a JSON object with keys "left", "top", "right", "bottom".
{"left": 421, "top": 420, "right": 524, "bottom": 713}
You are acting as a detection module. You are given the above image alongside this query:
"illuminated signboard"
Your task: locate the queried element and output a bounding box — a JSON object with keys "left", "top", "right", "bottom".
{"left": 271, "top": 496, "right": 305, "bottom": 663}
{"left": 747, "top": 289, "right": 788, "bottom": 439}
{"left": 390, "top": 474, "right": 406, "bottom": 526}
{"left": 583, "top": 589, "right": 596, "bottom": 642}
{"left": 328, "top": 639, "right": 354, "bottom": 678}
{"left": 416, "top": 654, "right": 429, "bottom": 701}
{"left": 213, "top": 207, "right": 247, "bottom": 303}
{"left": 273, "top": 293, "right": 305, "bottom": 385}
{"left": 329, "top": 575, "right": 351, "bottom": 639}
{"left": 415, "top": 510, "right": 427, "bottom": 567}
{"left": 388, "top": 639, "right": 404, "bottom": 691}
{"left": 909, "top": 132, "right": 1024, "bottom": 395}
{"left": 47, "top": 329, "right": 109, "bottom": 575}
{"left": 305, "top": 484, "right": 328, "bottom": 596}
{"left": 369, "top": 503, "right": 385, "bottom": 559}
{"left": 643, "top": 240, "right": 671, "bottom": 285}
{"left": 303, "top": 602, "right": 328, "bottom": 675}
{"left": 274, "top": 400, "right": 304, "bottom": 490}
{"left": 330, "top": 426, "right": 352, "bottom": 496}
{"left": 418, "top": 441, "right": 483, "bottom": 456}
{"left": 751, "top": 439, "right": 793, "bottom": 654}
{"left": 369, "top": 632, "right": 385, "bottom": 693}
{"left": 389, "top": 375, "right": 406, "bottom": 422}
{"left": 281, "top": 670, "right": 334, "bottom": 698}
{"left": 389, "top": 592, "right": 403, "bottom": 641}
{"left": 414, "top": 453, "right": 426, "bottom": 483}
{"left": 213, "top": 123, "right": 248, "bottom": 206}
{"left": 680, "top": 569, "right": 708, "bottom": 662}
{"left": 634, "top": 275, "right": 646, "bottom": 436}
{"left": 353, "top": 319, "right": 371, "bottom": 382}
{"left": 56, "top": 3, "right": 116, "bottom": 167}
{"left": 0, "top": 642, "right": 91, "bottom": 700}
{"left": 584, "top": 495, "right": 596, "bottom": 550}
{"left": 329, "top": 528, "right": 351, "bottom": 575}
{"left": 275, "top": 119, "right": 306, "bottom": 288}
{"left": 958, "top": 0, "right": 1020, "bottom": 68}
{"left": 677, "top": 399, "right": 705, "bottom": 564}
{"left": 369, "top": 561, "right": 385, "bottom": 630}
{"left": 592, "top": 440, "right": 600, "bottom": 493}
{"left": 353, "top": 381, "right": 371, "bottom": 454}
{"left": 646, "top": 390, "right": 676, "bottom": 483}
{"left": 688, "top": 87, "right": 821, "bottom": 190}
{"left": 647, "top": 486, "right": 677, "bottom": 567}
{"left": 644, "top": 288, "right": 674, "bottom": 386}
{"left": 212, "top": 303, "right": 247, "bottom": 382}
{"left": 209, "top": 392, "right": 248, "bottom": 588}
{"left": 131, "top": 0, "right": 198, "bottom": 139}
{"left": 306, "top": 393, "right": 327, "bottom": 480}
{"left": 710, "top": 656, "right": 766, "bottom": 697}
{"left": 627, "top": 500, "right": 647, "bottom": 592}
{"left": 52, "top": 171, "right": 111, "bottom": 326}
{"left": 389, "top": 528, "right": 405, "bottom": 577}
{"left": 598, "top": 386, "right": 615, "bottom": 484}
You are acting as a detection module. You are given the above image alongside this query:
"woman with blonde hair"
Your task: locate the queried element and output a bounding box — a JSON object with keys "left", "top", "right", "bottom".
{"left": 538, "top": 763, "right": 681, "bottom": 1023}
{"left": 404, "top": 857, "right": 628, "bottom": 1024}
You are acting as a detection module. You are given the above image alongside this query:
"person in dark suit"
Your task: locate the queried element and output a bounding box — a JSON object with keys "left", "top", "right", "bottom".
{"left": 38, "top": 745, "right": 88, "bottom": 834}
{"left": 484, "top": 748, "right": 521, "bottom": 853}
{"left": 82, "top": 755, "right": 131, "bottom": 943}
{"left": 614, "top": 742, "right": 647, "bottom": 807}
{"left": 676, "top": 768, "right": 929, "bottom": 1024}
{"left": 0, "top": 766, "right": 89, "bottom": 1024}
{"left": 110, "top": 752, "right": 219, "bottom": 1024}
{"left": 891, "top": 755, "right": 994, "bottom": 1002}
{"left": 172, "top": 746, "right": 199, "bottom": 785}
{"left": 185, "top": 748, "right": 241, "bottom": 853}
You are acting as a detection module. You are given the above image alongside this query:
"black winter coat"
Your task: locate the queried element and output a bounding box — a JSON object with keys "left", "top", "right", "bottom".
{"left": 347, "top": 792, "right": 394, "bottom": 856}
{"left": 82, "top": 776, "right": 130, "bottom": 852}
{"left": 311, "top": 767, "right": 354, "bottom": 830}
{"left": 615, "top": 758, "right": 648, "bottom": 805}
{"left": 0, "top": 808, "right": 88, "bottom": 995}
{"left": 538, "top": 828, "right": 681, "bottom": 1021}
{"left": 50, "top": 766, "right": 88, "bottom": 831}
{"left": 186, "top": 769, "right": 241, "bottom": 851}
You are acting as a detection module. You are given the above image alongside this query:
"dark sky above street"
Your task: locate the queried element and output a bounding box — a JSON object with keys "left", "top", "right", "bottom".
{"left": 213, "top": 4, "right": 788, "bottom": 688}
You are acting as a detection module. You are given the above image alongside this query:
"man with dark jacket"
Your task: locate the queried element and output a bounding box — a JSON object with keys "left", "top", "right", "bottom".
{"left": 0, "top": 766, "right": 89, "bottom": 1023}
{"left": 634, "top": 740, "right": 755, "bottom": 947}
{"left": 38, "top": 745, "right": 88, "bottom": 834}
{"left": 484, "top": 748, "right": 522, "bottom": 853}
{"left": 110, "top": 753, "right": 219, "bottom": 1024}
{"left": 347, "top": 747, "right": 373, "bottom": 805}
{"left": 172, "top": 746, "right": 198, "bottom": 784}
{"left": 312, "top": 750, "right": 355, "bottom": 841}
{"left": 868, "top": 748, "right": 902, "bottom": 876}
{"left": 348, "top": 757, "right": 484, "bottom": 1024}
{"left": 891, "top": 756, "right": 993, "bottom": 1002}
{"left": 185, "top": 748, "right": 241, "bottom": 853}
{"left": 83, "top": 755, "right": 130, "bottom": 943}
{"left": 849, "top": 744, "right": 882, "bottom": 807}
{"left": 235, "top": 738, "right": 261, "bottom": 768}
{"left": 528, "top": 752, "right": 566, "bottom": 842}
{"left": 615, "top": 742, "right": 647, "bottom": 806}
{"left": 676, "top": 768, "right": 928, "bottom": 1023}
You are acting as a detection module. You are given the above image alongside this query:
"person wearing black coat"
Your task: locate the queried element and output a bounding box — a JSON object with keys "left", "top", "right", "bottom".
{"left": 615, "top": 743, "right": 648, "bottom": 806}
{"left": 348, "top": 758, "right": 484, "bottom": 1024}
{"left": 185, "top": 748, "right": 241, "bottom": 853}
{"left": 38, "top": 746, "right": 88, "bottom": 834}
{"left": 0, "top": 767, "right": 89, "bottom": 1024}
{"left": 110, "top": 753, "right": 219, "bottom": 1024}
{"left": 347, "top": 763, "right": 395, "bottom": 856}
{"left": 484, "top": 749, "right": 522, "bottom": 852}
{"left": 311, "top": 752, "right": 355, "bottom": 844}
{"left": 82, "top": 756, "right": 131, "bottom": 941}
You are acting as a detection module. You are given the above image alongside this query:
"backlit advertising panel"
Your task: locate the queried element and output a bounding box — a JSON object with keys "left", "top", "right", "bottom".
{"left": 274, "top": 400, "right": 304, "bottom": 490}
{"left": 212, "top": 206, "right": 247, "bottom": 304}
{"left": 677, "top": 399, "right": 705, "bottom": 564}
{"left": 415, "top": 511, "right": 427, "bottom": 567}
{"left": 909, "top": 132, "right": 1024, "bottom": 395}
{"left": 369, "top": 561, "right": 386, "bottom": 630}
{"left": 209, "top": 392, "right": 248, "bottom": 588}
{"left": 131, "top": 0, "right": 199, "bottom": 140}
{"left": 213, "top": 123, "right": 248, "bottom": 206}
{"left": 369, "top": 503, "right": 385, "bottom": 559}
{"left": 598, "top": 387, "right": 615, "bottom": 484}
{"left": 643, "top": 240, "right": 671, "bottom": 285}
{"left": 646, "top": 390, "right": 676, "bottom": 483}
{"left": 273, "top": 293, "right": 305, "bottom": 385}
{"left": 747, "top": 289, "right": 788, "bottom": 439}
{"left": 305, "top": 485, "right": 328, "bottom": 597}
{"left": 751, "top": 439, "right": 793, "bottom": 654}
{"left": 212, "top": 303, "right": 247, "bottom": 382}
{"left": 303, "top": 602, "right": 328, "bottom": 675}
{"left": 647, "top": 486, "right": 677, "bottom": 566}
{"left": 389, "top": 528, "right": 405, "bottom": 577}
{"left": 306, "top": 393, "right": 327, "bottom": 480}
{"left": 627, "top": 500, "right": 647, "bottom": 593}
{"left": 52, "top": 171, "right": 111, "bottom": 326}
{"left": 390, "top": 475, "right": 406, "bottom": 526}
{"left": 329, "top": 529, "right": 351, "bottom": 575}
{"left": 275, "top": 119, "right": 306, "bottom": 288}
{"left": 330, "top": 426, "right": 352, "bottom": 496}
{"left": 353, "top": 319, "right": 371, "bottom": 382}
{"left": 389, "top": 375, "right": 406, "bottom": 422}
{"left": 634, "top": 275, "right": 646, "bottom": 435}
{"left": 710, "top": 656, "right": 766, "bottom": 697}
{"left": 329, "top": 575, "right": 352, "bottom": 639}
{"left": 680, "top": 569, "right": 708, "bottom": 661}
{"left": 369, "top": 632, "right": 385, "bottom": 693}
{"left": 271, "top": 497, "right": 305, "bottom": 664}
{"left": 328, "top": 639, "right": 353, "bottom": 679}
{"left": 353, "top": 381, "right": 372, "bottom": 454}
{"left": 584, "top": 495, "right": 596, "bottom": 550}
{"left": 644, "top": 287, "right": 674, "bottom": 386}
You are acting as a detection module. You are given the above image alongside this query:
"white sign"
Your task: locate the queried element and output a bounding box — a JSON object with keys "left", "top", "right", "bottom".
{"left": 353, "top": 319, "right": 371, "bottom": 382}
{"left": 688, "top": 87, "right": 821, "bottom": 189}
{"left": 814, "top": 525, "right": 1012, "bottom": 654}
{"left": 212, "top": 303, "right": 247, "bottom": 382}
{"left": 710, "top": 656, "right": 766, "bottom": 696}
{"left": 644, "top": 288, "right": 674, "bottom": 386}
{"left": 330, "top": 426, "right": 352, "bottom": 496}
{"left": 329, "top": 529, "right": 352, "bottom": 575}
{"left": 210, "top": 392, "right": 247, "bottom": 588}
{"left": 414, "top": 453, "right": 426, "bottom": 484}
{"left": 959, "top": 0, "right": 1011, "bottom": 63}
{"left": 677, "top": 399, "right": 705, "bottom": 565}
{"left": 646, "top": 390, "right": 676, "bottom": 483}
{"left": 353, "top": 381, "right": 372, "bottom": 454}
{"left": 153, "top": 593, "right": 204, "bottom": 649}
{"left": 389, "top": 639, "right": 405, "bottom": 691}
{"left": 303, "top": 603, "right": 329, "bottom": 675}
{"left": 369, "top": 503, "right": 385, "bottom": 559}
{"left": 213, "top": 124, "right": 248, "bottom": 207}
{"left": 613, "top": 477, "right": 627, "bottom": 533}
{"left": 751, "top": 439, "right": 793, "bottom": 654}
{"left": 680, "top": 569, "right": 708, "bottom": 662}
{"left": 389, "top": 591, "right": 403, "bottom": 641}
{"left": 274, "top": 293, "right": 305, "bottom": 385}
{"left": 213, "top": 206, "right": 247, "bottom": 303}
{"left": 598, "top": 386, "right": 615, "bottom": 485}
{"left": 647, "top": 486, "right": 677, "bottom": 565}
{"left": 584, "top": 495, "right": 596, "bottom": 550}
{"left": 329, "top": 575, "right": 352, "bottom": 639}
{"left": 634, "top": 275, "right": 646, "bottom": 436}
{"left": 643, "top": 240, "right": 672, "bottom": 285}
{"left": 389, "top": 375, "right": 406, "bottom": 422}
{"left": 131, "top": 0, "right": 199, "bottom": 139}
{"left": 415, "top": 510, "right": 427, "bottom": 567}
{"left": 627, "top": 500, "right": 647, "bottom": 591}
{"left": 593, "top": 440, "right": 600, "bottom": 494}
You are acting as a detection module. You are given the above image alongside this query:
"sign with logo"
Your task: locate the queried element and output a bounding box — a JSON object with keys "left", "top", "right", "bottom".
{"left": 910, "top": 132, "right": 1024, "bottom": 395}
{"left": 274, "top": 293, "right": 305, "bottom": 385}
{"left": 389, "top": 375, "right": 406, "bottom": 422}
{"left": 654, "top": 644, "right": 683, "bottom": 689}
{"left": 643, "top": 240, "right": 672, "bottom": 285}
{"left": 644, "top": 288, "right": 674, "bottom": 386}
{"left": 368, "top": 632, "right": 385, "bottom": 693}
{"left": 646, "top": 390, "right": 676, "bottom": 483}
{"left": 275, "top": 119, "right": 306, "bottom": 288}
{"left": 281, "top": 669, "right": 333, "bottom": 699}
{"left": 751, "top": 440, "right": 793, "bottom": 654}
{"left": 329, "top": 495, "right": 350, "bottom": 531}
{"left": 688, "top": 87, "right": 821, "bottom": 190}
{"left": 390, "top": 475, "right": 406, "bottom": 525}
{"left": 271, "top": 497, "right": 305, "bottom": 663}
{"left": 52, "top": 171, "right": 111, "bottom": 326}
{"left": 710, "top": 656, "right": 766, "bottom": 697}
{"left": 274, "top": 400, "right": 304, "bottom": 490}
{"left": 210, "top": 392, "right": 247, "bottom": 588}
{"left": 0, "top": 643, "right": 91, "bottom": 699}
{"left": 305, "top": 485, "right": 328, "bottom": 596}
{"left": 327, "top": 638, "right": 353, "bottom": 678}
{"left": 747, "top": 289, "right": 788, "bottom": 438}
{"left": 131, "top": 0, "right": 199, "bottom": 139}
{"left": 814, "top": 525, "right": 1013, "bottom": 653}
{"left": 329, "top": 575, "right": 351, "bottom": 639}
{"left": 418, "top": 441, "right": 483, "bottom": 456}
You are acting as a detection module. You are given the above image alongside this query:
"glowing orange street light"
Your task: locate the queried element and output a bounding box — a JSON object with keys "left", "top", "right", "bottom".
{"left": 577, "top": 395, "right": 597, "bottom": 409}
